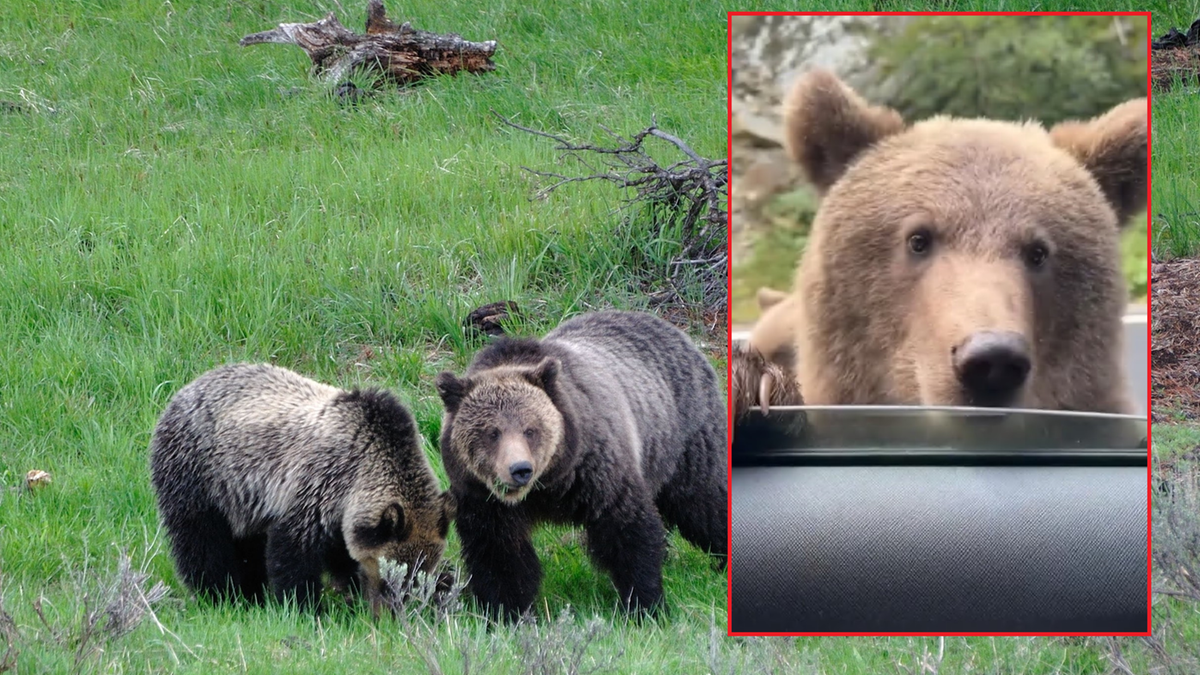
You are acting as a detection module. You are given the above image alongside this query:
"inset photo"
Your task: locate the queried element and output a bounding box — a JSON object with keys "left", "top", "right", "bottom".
{"left": 728, "top": 12, "right": 1149, "bottom": 635}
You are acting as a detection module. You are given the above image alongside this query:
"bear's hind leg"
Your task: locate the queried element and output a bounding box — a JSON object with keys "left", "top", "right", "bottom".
{"left": 231, "top": 533, "right": 269, "bottom": 603}
{"left": 656, "top": 425, "right": 728, "bottom": 570}
{"left": 162, "top": 504, "right": 247, "bottom": 602}
{"left": 265, "top": 521, "right": 326, "bottom": 611}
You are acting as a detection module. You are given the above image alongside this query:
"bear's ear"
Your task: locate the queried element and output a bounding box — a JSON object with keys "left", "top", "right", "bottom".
{"left": 354, "top": 502, "right": 408, "bottom": 548}
{"left": 782, "top": 69, "right": 906, "bottom": 195}
{"left": 523, "top": 357, "right": 560, "bottom": 392}
{"left": 435, "top": 371, "right": 472, "bottom": 414}
{"left": 756, "top": 287, "right": 788, "bottom": 312}
{"left": 1048, "top": 98, "right": 1147, "bottom": 227}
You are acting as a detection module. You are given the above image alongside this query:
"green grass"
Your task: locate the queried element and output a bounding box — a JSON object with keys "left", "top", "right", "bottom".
{"left": 1151, "top": 422, "right": 1200, "bottom": 672}
{"left": 730, "top": 187, "right": 816, "bottom": 322}
{"left": 1152, "top": 423, "right": 1200, "bottom": 449}
{"left": 1151, "top": 89, "right": 1200, "bottom": 259}
{"left": 1151, "top": 0, "right": 1200, "bottom": 258}
{"left": 0, "top": 0, "right": 1175, "bottom": 672}
{"left": 0, "top": 0, "right": 732, "bottom": 670}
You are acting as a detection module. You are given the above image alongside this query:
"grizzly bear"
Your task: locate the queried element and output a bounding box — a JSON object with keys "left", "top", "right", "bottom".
{"left": 148, "top": 363, "right": 455, "bottom": 615}
{"left": 434, "top": 310, "right": 727, "bottom": 621}
{"left": 736, "top": 69, "right": 1145, "bottom": 413}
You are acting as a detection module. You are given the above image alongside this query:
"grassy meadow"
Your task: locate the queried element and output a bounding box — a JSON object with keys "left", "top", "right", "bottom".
{"left": 0, "top": 0, "right": 734, "bottom": 671}
{"left": 1150, "top": 0, "right": 1200, "bottom": 258}
{"left": 0, "top": 0, "right": 1174, "bottom": 673}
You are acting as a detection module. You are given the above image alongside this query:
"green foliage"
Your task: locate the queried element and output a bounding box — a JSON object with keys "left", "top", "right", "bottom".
{"left": 0, "top": 0, "right": 1168, "bottom": 671}
{"left": 731, "top": 188, "right": 816, "bottom": 322}
{"left": 1122, "top": 214, "right": 1148, "bottom": 299}
{"left": 869, "top": 15, "right": 1146, "bottom": 125}
{"left": 0, "top": 0, "right": 730, "bottom": 669}
{"left": 1152, "top": 69, "right": 1200, "bottom": 259}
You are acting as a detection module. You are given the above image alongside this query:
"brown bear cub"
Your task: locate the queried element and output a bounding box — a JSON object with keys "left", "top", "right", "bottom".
{"left": 435, "top": 310, "right": 727, "bottom": 621}
{"left": 736, "top": 69, "right": 1145, "bottom": 413}
{"left": 149, "top": 363, "right": 455, "bottom": 616}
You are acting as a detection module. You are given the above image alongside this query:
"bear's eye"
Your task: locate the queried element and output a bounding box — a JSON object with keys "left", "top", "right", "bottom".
{"left": 523, "top": 427, "right": 539, "bottom": 442}
{"left": 1024, "top": 242, "right": 1049, "bottom": 269}
{"left": 487, "top": 428, "right": 501, "bottom": 442}
{"left": 907, "top": 229, "right": 933, "bottom": 256}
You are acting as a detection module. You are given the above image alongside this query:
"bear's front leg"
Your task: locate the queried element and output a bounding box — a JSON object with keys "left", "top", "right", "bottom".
{"left": 455, "top": 492, "right": 542, "bottom": 622}
{"left": 581, "top": 478, "right": 667, "bottom": 617}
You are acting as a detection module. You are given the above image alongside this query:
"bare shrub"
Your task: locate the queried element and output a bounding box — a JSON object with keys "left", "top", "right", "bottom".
{"left": 3, "top": 545, "right": 174, "bottom": 674}
{"left": 706, "top": 627, "right": 814, "bottom": 674}
{"left": 378, "top": 558, "right": 504, "bottom": 675}
{"left": 1153, "top": 451, "right": 1200, "bottom": 602}
{"left": 1109, "top": 450, "right": 1200, "bottom": 674}
{"left": 0, "top": 576, "right": 18, "bottom": 673}
{"left": 494, "top": 112, "right": 728, "bottom": 321}
{"left": 513, "top": 608, "right": 619, "bottom": 675}
{"left": 379, "top": 558, "right": 468, "bottom": 623}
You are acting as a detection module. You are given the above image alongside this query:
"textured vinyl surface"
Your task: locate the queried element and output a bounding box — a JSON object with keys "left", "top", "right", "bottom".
{"left": 731, "top": 466, "right": 1148, "bottom": 633}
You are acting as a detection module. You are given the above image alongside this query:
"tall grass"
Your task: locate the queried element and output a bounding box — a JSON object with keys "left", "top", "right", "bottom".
{"left": 0, "top": 0, "right": 1175, "bottom": 672}
{"left": 0, "top": 0, "right": 732, "bottom": 670}
{"left": 1149, "top": 0, "right": 1200, "bottom": 258}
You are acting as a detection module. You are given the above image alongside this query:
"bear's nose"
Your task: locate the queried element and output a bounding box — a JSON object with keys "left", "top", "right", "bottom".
{"left": 953, "top": 331, "right": 1031, "bottom": 406}
{"left": 509, "top": 461, "right": 533, "bottom": 486}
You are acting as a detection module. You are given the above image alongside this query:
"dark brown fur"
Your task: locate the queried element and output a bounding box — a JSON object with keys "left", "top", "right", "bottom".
{"left": 436, "top": 311, "right": 727, "bottom": 622}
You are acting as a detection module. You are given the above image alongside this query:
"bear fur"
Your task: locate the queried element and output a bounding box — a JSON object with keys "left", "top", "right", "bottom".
{"left": 434, "top": 310, "right": 727, "bottom": 621}
{"left": 148, "top": 363, "right": 455, "bottom": 615}
{"left": 732, "top": 287, "right": 805, "bottom": 438}
{"left": 762, "top": 69, "right": 1145, "bottom": 412}
{"left": 731, "top": 341, "right": 804, "bottom": 442}
{"left": 748, "top": 286, "right": 800, "bottom": 372}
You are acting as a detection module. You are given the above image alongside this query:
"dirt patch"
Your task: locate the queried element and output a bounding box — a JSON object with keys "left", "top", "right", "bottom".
{"left": 1152, "top": 20, "right": 1200, "bottom": 91}
{"left": 1150, "top": 259, "right": 1200, "bottom": 421}
{"left": 1152, "top": 46, "right": 1200, "bottom": 91}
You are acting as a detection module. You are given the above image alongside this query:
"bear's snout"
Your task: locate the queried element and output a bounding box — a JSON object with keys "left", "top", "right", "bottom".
{"left": 490, "top": 434, "right": 538, "bottom": 499}
{"left": 952, "top": 330, "right": 1031, "bottom": 407}
{"left": 508, "top": 460, "right": 533, "bottom": 486}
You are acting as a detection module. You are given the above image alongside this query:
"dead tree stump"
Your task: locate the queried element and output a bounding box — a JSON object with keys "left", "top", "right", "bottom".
{"left": 239, "top": 0, "right": 497, "bottom": 89}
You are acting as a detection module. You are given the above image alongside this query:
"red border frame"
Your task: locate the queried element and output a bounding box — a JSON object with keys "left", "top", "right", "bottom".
{"left": 724, "top": 10, "right": 1153, "bottom": 638}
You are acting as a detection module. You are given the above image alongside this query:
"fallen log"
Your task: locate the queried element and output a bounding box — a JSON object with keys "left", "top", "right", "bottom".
{"left": 239, "top": 0, "right": 497, "bottom": 88}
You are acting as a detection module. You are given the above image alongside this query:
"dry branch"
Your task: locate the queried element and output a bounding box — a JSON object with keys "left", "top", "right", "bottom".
{"left": 494, "top": 112, "right": 728, "bottom": 318}
{"left": 239, "top": 0, "right": 497, "bottom": 88}
{"left": 0, "top": 576, "right": 17, "bottom": 673}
